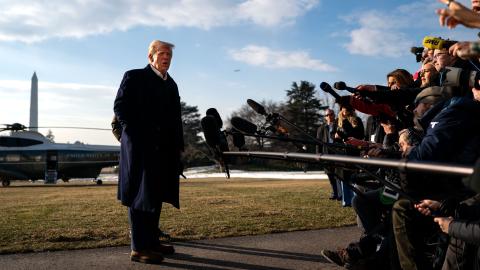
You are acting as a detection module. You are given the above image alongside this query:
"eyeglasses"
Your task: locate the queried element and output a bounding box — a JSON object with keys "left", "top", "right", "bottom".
{"left": 433, "top": 53, "right": 448, "bottom": 59}
{"left": 325, "top": 113, "right": 334, "bottom": 117}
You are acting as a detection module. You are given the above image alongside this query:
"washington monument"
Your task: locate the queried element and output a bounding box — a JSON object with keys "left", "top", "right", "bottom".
{"left": 29, "top": 72, "right": 38, "bottom": 131}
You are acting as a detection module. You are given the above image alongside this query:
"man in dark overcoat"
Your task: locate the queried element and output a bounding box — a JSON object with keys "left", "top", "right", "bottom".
{"left": 113, "top": 40, "right": 184, "bottom": 264}
{"left": 316, "top": 108, "right": 341, "bottom": 200}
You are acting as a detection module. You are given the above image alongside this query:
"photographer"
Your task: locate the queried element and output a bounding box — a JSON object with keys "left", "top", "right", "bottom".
{"left": 392, "top": 85, "right": 480, "bottom": 270}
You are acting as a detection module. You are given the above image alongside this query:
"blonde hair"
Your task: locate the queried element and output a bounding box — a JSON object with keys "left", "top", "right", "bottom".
{"left": 337, "top": 107, "right": 359, "bottom": 128}
{"left": 148, "top": 40, "right": 175, "bottom": 57}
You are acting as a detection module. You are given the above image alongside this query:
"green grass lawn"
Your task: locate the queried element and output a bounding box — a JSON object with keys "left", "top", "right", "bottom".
{"left": 0, "top": 178, "right": 355, "bottom": 254}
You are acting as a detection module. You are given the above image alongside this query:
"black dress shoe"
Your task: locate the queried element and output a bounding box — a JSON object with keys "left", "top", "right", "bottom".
{"left": 152, "top": 244, "right": 175, "bottom": 255}
{"left": 130, "top": 250, "right": 164, "bottom": 264}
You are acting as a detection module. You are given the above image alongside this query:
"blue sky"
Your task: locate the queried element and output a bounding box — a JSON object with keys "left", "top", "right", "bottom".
{"left": 0, "top": 0, "right": 478, "bottom": 145}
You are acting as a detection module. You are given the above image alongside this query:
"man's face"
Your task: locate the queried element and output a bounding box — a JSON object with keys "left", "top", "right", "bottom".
{"left": 324, "top": 109, "right": 335, "bottom": 123}
{"left": 433, "top": 49, "right": 453, "bottom": 71}
{"left": 150, "top": 45, "right": 172, "bottom": 74}
{"left": 398, "top": 134, "right": 410, "bottom": 153}
{"left": 414, "top": 102, "right": 433, "bottom": 118}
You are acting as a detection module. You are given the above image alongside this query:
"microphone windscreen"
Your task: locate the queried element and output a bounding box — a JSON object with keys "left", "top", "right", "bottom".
{"left": 410, "top": 47, "right": 423, "bottom": 54}
{"left": 247, "top": 99, "right": 267, "bottom": 115}
{"left": 231, "top": 117, "right": 258, "bottom": 134}
{"left": 231, "top": 131, "right": 245, "bottom": 149}
{"left": 201, "top": 115, "right": 220, "bottom": 148}
{"left": 422, "top": 36, "right": 444, "bottom": 50}
{"left": 206, "top": 108, "right": 223, "bottom": 129}
{"left": 334, "top": 81, "right": 347, "bottom": 90}
{"left": 320, "top": 82, "right": 341, "bottom": 99}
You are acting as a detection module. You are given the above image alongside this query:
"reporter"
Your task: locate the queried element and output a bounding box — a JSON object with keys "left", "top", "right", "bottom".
{"left": 419, "top": 63, "right": 440, "bottom": 88}
{"left": 335, "top": 104, "right": 365, "bottom": 207}
{"left": 393, "top": 86, "right": 480, "bottom": 270}
{"left": 415, "top": 195, "right": 480, "bottom": 270}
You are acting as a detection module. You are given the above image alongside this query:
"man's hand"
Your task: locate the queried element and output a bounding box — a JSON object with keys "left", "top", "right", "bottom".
{"left": 356, "top": 84, "right": 376, "bottom": 92}
{"left": 415, "top": 199, "right": 441, "bottom": 216}
{"left": 434, "top": 216, "right": 454, "bottom": 233}
{"left": 437, "top": 0, "right": 480, "bottom": 29}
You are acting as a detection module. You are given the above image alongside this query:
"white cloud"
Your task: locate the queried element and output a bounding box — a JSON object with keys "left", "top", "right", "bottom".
{"left": 0, "top": 0, "right": 319, "bottom": 43}
{"left": 229, "top": 45, "right": 337, "bottom": 72}
{"left": 343, "top": 11, "right": 413, "bottom": 57}
{"left": 343, "top": 1, "right": 441, "bottom": 57}
{"left": 237, "top": 0, "right": 319, "bottom": 27}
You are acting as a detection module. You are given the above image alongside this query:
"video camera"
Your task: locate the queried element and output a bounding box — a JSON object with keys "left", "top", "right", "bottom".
{"left": 410, "top": 47, "right": 424, "bottom": 63}
{"left": 441, "top": 66, "right": 480, "bottom": 94}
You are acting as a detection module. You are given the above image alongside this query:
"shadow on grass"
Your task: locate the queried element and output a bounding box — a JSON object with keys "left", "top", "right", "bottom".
{"left": 2, "top": 183, "right": 117, "bottom": 189}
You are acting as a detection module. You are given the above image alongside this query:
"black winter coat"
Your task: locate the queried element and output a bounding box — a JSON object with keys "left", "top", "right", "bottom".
{"left": 114, "top": 65, "right": 184, "bottom": 211}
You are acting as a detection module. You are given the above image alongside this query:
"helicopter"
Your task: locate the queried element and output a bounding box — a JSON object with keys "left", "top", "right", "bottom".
{"left": 0, "top": 123, "right": 120, "bottom": 187}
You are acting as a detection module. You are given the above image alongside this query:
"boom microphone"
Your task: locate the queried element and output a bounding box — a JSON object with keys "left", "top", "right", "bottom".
{"left": 231, "top": 116, "right": 258, "bottom": 134}
{"left": 319, "top": 82, "right": 341, "bottom": 100}
{"left": 334, "top": 81, "right": 358, "bottom": 94}
{"left": 247, "top": 99, "right": 267, "bottom": 116}
{"left": 206, "top": 108, "right": 223, "bottom": 129}
{"left": 422, "top": 36, "right": 456, "bottom": 50}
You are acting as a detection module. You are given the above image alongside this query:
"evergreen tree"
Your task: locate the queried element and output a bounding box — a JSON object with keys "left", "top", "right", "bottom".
{"left": 45, "top": 129, "right": 55, "bottom": 142}
{"left": 181, "top": 102, "right": 212, "bottom": 167}
{"left": 285, "top": 81, "right": 323, "bottom": 150}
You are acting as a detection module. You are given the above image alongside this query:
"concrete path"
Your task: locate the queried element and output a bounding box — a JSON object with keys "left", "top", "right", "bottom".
{"left": 0, "top": 226, "right": 361, "bottom": 270}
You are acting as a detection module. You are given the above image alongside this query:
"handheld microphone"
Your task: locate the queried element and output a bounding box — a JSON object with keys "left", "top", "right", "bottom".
{"left": 247, "top": 99, "right": 267, "bottom": 116}
{"left": 333, "top": 81, "right": 358, "bottom": 94}
{"left": 231, "top": 117, "right": 258, "bottom": 134}
{"left": 422, "top": 36, "right": 456, "bottom": 50}
{"left": 320, "top": 82, "right": 341, "bottom": 100}
{"left": 206, "top": 108, "right": 223, "bottom": 129}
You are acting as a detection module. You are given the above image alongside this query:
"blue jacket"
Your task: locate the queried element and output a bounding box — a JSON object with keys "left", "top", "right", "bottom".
{"left": 404, "top": 97, "right": 480, "bottom": 199}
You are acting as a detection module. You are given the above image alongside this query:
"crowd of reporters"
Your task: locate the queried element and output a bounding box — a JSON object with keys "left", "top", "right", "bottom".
{"left": 316, "top": 1, "right": 480, "bottom": 269}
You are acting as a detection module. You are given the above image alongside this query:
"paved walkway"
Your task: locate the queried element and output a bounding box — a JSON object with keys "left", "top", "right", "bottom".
{"left": 0, "top": 226, "right": 361, "bottom": 270}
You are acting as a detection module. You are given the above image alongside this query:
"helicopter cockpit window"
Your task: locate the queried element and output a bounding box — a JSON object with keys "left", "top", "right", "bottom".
{"left": 0, "top": 137, "right": 43, "bottom": 147}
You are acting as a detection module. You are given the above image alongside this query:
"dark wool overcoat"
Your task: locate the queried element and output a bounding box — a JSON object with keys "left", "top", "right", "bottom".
{"left": 114, "top": 65, "right": 184, "bottom": 211}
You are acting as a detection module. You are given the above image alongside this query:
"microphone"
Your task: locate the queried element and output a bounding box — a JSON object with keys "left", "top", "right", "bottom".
{"left": 333, "top": 81, "right": 358, "bottom": 94}
{"left": 319, "top": 82, "right": 341, "bottom": 99}
{"left": 247, "top": 99, "right": 267, "bottom": 116}
{"left": 201, "top": 115, "right": 221, "bottom": 148}
{"left": 231, "top": 131, "right": 246, "bottom": 150}
{"left": 422, "top": 36, "right": 456, "bottom": 50}
{"left": 206, "top": 108, "right": 223, "bottom": 129}
{"left": 410, "top": 47, "right": 424, "bottom": 55}
{"left": 231, "top": 116, "right": 258, "bottom": 134}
